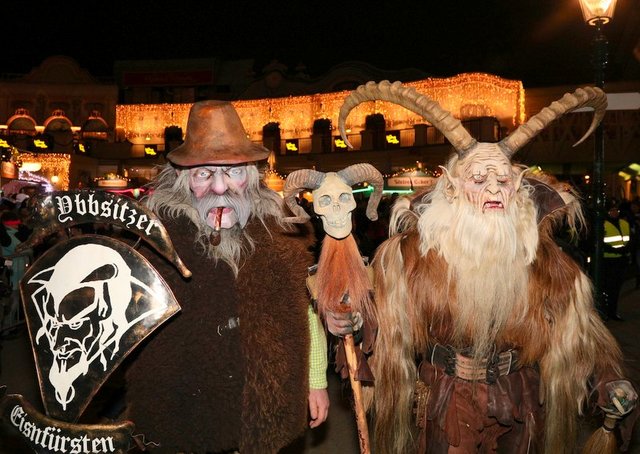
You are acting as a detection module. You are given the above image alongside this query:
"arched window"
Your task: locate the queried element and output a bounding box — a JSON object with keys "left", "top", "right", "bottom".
{"left": 262, "top": 122, "right": 281, "bottom": 153}
{"left": 164, "top": 126, "right": 183, "bottom": 152}
{"left": 365, "top": 113, "right": 385, "bottom": 131}
{"left": 313, "top": 118, "right": 332, "bottom": 135}
{"left": 82, "top": 111, "right": 109, "bottom": 141}
{"left": 312, "top": 118, "right": 332, "bottom": 153}
{"left": 363, "top": 113, "right": 386, "bottom": 149}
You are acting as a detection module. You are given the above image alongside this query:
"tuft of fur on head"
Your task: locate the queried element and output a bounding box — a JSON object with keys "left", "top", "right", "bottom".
{"left": 144, "top": 163, "right": 286, "bottom": 276}
{"left": 315, "top": 234, "right": 374, "bottom": 317}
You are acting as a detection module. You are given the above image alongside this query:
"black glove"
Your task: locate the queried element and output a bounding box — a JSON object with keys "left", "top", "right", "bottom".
{"left": 325, "top": 310, "right": 363, "bottom": 338}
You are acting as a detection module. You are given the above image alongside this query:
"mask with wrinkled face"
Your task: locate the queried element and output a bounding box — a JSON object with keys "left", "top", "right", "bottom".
{"left": 188, "top": 165, "right": 250, "bottom": 230}
{"left": 456, "top": 147, "right": 518, "bottom": 214}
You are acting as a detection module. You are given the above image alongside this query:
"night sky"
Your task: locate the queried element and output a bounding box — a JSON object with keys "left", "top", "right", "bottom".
{"left": 3, "top": 0, "right": 639, "bottom": 88}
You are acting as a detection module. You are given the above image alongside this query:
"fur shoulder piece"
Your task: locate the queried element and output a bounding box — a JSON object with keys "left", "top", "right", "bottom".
{"left": 388, "top": 195, "right": 419, "bottom": 235}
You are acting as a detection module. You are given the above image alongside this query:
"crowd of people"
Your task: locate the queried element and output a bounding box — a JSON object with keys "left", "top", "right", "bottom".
{"left": 0, "top": 187, "right": 36, "bottom": 334}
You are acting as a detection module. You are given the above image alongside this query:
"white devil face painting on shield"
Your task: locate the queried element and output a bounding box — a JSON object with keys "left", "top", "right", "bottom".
{"left": 31, "top": 244, "right": 145, "bottom": 410}
{"left": 21, "top": 235, "right": 181, "bottom": 422}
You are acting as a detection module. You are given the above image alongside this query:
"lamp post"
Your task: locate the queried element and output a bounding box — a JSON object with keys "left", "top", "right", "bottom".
{"left": 577, "top": 0, "right": 617, "bottom": 314}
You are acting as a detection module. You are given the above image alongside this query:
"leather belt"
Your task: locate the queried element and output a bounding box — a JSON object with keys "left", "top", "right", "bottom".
{"left": 428, "top": 344, "right": 519, "bottom": 384}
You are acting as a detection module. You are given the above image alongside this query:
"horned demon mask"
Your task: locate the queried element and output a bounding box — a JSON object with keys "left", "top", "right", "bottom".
{"left": 337, "top": 80, "right": 606, "bottom": 213}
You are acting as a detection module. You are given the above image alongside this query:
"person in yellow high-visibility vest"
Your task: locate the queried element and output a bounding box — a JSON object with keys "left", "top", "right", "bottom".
{"left": 603, "top": 201, "right": 632, "bottom": 320}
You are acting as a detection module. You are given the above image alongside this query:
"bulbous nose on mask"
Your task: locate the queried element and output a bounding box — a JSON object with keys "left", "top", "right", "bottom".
{"left": 210, "top": 173, "right": 228, "bottom": 195}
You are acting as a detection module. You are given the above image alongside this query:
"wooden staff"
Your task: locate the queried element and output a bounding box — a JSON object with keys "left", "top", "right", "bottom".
{"left": 283, "top": 165, "right": 383, "bottom": 454}
{"left": 308, "top": 234, "right": 373, "bottom": 454}
{"left": 343, "top": 333, "right": 370, "bottom": 454}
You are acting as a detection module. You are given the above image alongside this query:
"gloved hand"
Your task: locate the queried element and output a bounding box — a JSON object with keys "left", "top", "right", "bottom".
{"left": 603, "top": 380, "right": 638, "bottom": 417}
{"left": 325, "top": 310, "right": 363, "bottom": 337}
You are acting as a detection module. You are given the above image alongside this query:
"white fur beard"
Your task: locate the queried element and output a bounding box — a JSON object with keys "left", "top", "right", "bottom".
{"left": 418, "top": 193, "right": 537, "bottom": 359}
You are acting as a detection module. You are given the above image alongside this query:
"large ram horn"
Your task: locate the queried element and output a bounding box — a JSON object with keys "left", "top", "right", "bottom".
{"left": 500, "top": 86, "right": 607, "bottom": 158}
{"left": 337, "top": 163, "right": 384, "bottom": 221}
{"left": 282, "top": 169, "right": 326, "bottom": 223}
{"left": 338, "top": 80, "right": 477, "bottom": 157}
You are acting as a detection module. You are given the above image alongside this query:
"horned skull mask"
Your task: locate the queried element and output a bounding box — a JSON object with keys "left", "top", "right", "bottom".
{"left": 282, "top": 163, "right": 384, "bottom": 239}
{"left": 312, "top": 173, "right": 357, "bottom": 239}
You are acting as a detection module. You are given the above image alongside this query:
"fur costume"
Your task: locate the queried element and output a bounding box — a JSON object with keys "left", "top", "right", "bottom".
{"left": 124, "top": 215, "right": 314, "bottom": 453}
{"left": 334, "top": 80, "right": 637, "bottom": 454}
{"left": 367, "top": 176, "right": 632, "bottom": 453}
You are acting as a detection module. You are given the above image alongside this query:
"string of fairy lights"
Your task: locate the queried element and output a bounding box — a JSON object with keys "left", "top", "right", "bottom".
{"left": 115, "top": 73, "right": 524, "bottom": 193}
{"left": 116, "top": 73, "right": 525, "bottom": 145}
{"left": 3, "top": 73, "right": 523, "bottom": 193}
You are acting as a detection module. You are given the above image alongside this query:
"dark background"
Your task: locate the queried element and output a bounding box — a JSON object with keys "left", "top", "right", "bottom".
{"left": 2, "top": 0, "right": 639, "bottom": 87}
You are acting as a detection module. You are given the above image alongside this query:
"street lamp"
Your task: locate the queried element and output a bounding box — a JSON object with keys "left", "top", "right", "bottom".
{"left": 577, "top": 0, "right": 616, "bottom": 314}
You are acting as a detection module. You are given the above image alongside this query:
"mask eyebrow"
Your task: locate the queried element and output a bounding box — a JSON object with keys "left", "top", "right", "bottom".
{"left": 203, "top": 166, "right": 245, "bottom": 177}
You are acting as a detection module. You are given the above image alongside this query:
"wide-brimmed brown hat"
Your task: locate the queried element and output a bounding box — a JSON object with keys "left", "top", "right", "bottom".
{"left": 167, "top": 100, "right": 270, "bottom": 167}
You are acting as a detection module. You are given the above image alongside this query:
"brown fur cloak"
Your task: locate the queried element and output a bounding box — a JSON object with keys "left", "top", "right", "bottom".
{"left": 124, "top": 215, "right": 314, "bottom": 453}
{"left": 367, "top": 178, "right": 631, "bottom": 454}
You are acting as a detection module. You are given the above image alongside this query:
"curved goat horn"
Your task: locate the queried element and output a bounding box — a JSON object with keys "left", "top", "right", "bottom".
{"left": 282, "top": 169, "right": 326, "bottom": 223}
{"left": 337, "top": 163, "right": 384, "bottom": 221}
{"left": 338, "top": 80, "right": 477, "bottom": 158}
{"left": 500, "top": 86, "right": 607, "bottom": 158}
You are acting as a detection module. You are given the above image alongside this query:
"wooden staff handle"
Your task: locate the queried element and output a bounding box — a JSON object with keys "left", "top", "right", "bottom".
{"left": 344, "top": 333, "right": 371, "bottom": 454}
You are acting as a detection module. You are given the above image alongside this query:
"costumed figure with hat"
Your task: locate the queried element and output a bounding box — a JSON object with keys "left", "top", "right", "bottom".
{"left": 121, "top": 101, "right": 329, "bottom": 453}
{"left": 335, "top": 81, "right": 638, "bottom": 453}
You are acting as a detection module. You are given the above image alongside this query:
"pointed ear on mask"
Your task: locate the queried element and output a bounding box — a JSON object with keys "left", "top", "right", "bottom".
{"left": 513, "top": 166, "right": 528, "bottom": 192}
{"left": 439, "top": 165, "right": 459, "bottom": 203}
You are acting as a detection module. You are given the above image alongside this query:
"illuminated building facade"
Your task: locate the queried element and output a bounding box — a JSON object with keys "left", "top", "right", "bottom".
{"left": 0, "top": 56, "right": 637, "bottom": 199}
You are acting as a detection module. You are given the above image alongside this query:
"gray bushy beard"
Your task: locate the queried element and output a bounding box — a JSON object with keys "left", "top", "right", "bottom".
{"left": 420, "top": 193, "right": 535, "bottom": 361}
{"left": 191, "top": 191, "right": 252, "bottom": 271}
{"left": 145, "top": 164, "right": 286, "bottom": 276}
